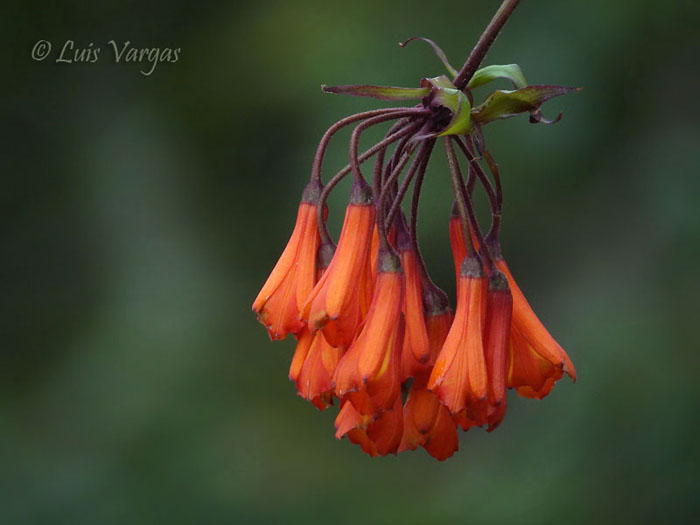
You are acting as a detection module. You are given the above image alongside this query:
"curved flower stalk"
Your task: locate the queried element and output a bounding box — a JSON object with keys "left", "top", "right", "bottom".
{"left": 293, "top": 329, "right": 343, "bottom": 410}
{"left": 335, "top": 397, "right": 404, "bottom": 457}
{"left": 252, "top": 0, "right": 579, "bottom": 460}
{"left": 398, "top": 385, "right": 459, "bottom": 460}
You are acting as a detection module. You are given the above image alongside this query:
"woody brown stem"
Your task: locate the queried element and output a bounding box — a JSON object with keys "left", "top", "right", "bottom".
{"left": 454, "top": 0, "right": 521, "bottom": 90}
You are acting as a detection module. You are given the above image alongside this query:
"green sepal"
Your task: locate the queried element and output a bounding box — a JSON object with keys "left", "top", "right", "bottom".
{"left": 424, "top": 75, "right": 472, "bottom": 136}
{"left": 471, "top": 85, "right": 581, "bottom": 125}
{"left": 468, "top": 64, "right": 527, "bottom": 90}
{"left": 426, "top": 75, "right": 455, "bottom": 91}
{"left": 436, "top": 91, "right": 471, "bottom": 136}
{"left": 321, "top": 84, "right": 430, "bottom": 101}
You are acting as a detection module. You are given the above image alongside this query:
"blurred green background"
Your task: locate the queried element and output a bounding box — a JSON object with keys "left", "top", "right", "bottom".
{"left": 3, "top": 0, "right": 699, "bottom": 523}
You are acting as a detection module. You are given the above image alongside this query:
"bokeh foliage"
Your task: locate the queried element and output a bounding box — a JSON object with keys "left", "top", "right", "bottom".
{"left": 2, "top": 0, "right": 699, "bottom": 523}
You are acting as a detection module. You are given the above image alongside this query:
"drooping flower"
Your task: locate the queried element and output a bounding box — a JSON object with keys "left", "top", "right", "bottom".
{"left": 423, "top": 286, "right": 454, "bottom": 369}
{"left": 483, "top": 269, "right": 513, "bottom": 430}
{"left": 398, "top": 385, "right": 459, "bottom": 460}
{"left": 403, "top": 280, "right": 452, "bottom": 385}
{"left": 294, "top": 330, "right": 343, "bottom": 410}
{"left": 396, "top": 224, "right": 430, "bottom": 382}
{"left": 335, "top": 397, "right": 403, "bottom": 457}
{"left": 428, "top": 254, "right": 489, "bottom": 423}
{"left": 399, "top": 278, "right": 460, "bottom": 458}
{"left": 302, "top": 180, "right": 375, "bottom": 348}
{"left": 253, "top": 180, "right": 324, "bottom": 340}
{"left": 289, "top": 328, "right": 313, "bottom": 386}
{"left": 333, "top": 250, "right": 404, "bottom": 416}
{"left": 495, "top": 258, "right": 576, "bottom": 399}
{"left": 288, "top": 242, "right": 344, "bottom": 410}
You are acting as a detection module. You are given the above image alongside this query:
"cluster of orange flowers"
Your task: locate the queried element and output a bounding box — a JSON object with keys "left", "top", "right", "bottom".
{"left": 252, "top": 7, "right": 579, "bottom": 459}
{"left": 253, "top": 174, "right": 576, "bottom": 460}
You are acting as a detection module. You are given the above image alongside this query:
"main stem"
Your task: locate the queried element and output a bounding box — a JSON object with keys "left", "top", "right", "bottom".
{"left": 454, "top": 0, "right": 521, "bottom": 90}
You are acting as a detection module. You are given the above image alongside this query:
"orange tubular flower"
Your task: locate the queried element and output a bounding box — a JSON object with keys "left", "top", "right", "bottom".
{"left": 253, "top": 180, "right": 324, "bottom": 340}
{"left": 294, "top": 330, "right": 343, "bottom": 410}
{"left": 423, "top": 286, "right": 454, "bottom": 367}
{"left": 398, "top": 385, "right": 459, "bottom": 461}
{"left": 289, "top": 328, "right": 313, "bottom": 385}
{"left": 302, "top": 181, "right": 375, "bottom": 348}
{"left": 403, "top": 281, "right": 453, "bottom": 386}
{"left": 483, "top": 270, "right": 513, "bottom": 430}
{"left": 333, "top": 250, "right": 404, "bottom": 416}
{"left": 428, "top": 254, "right": 489, "bottom": 423}
{"left": 495, "top": 258, "right": 577, "bottom": 399}
{"left": 335, "top": 397, "right": 403, "bottom": 457}
{"left": 396, "top": 226, "right": 430, "bottom": 383}
{"left": 289, "top": 244, "right": 343, "bottom": 410}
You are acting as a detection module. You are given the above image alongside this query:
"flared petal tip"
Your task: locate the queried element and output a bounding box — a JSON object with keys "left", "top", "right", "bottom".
{"left": 487, "top": 421, "right": 502, "bottom": 433}
{"left": 426, "top": 447, "right": 458, "bottom": 461}
{"left": 265, "top": 327, "right": 288, "bottom": 341}
{"left": 563, "top": 353, "right": 577, "bottom": 382}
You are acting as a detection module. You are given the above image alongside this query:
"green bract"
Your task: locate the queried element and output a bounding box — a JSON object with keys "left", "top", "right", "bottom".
{"left": 468, "top": 64, "right": 527, "bottom": 89}
{"left": 424, "top": 75, "right": 472, "bottom": 136}
{"left": 471, "top": 85, "right": 580, "bottom": 125}
{"left": 321, "top": 63, "right": 578, "bottom": 135}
